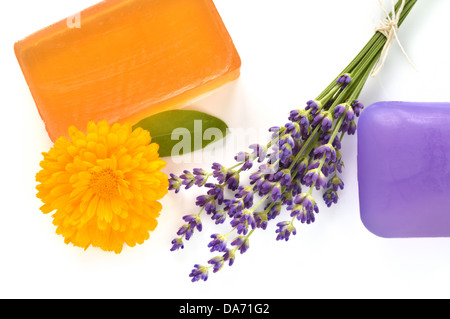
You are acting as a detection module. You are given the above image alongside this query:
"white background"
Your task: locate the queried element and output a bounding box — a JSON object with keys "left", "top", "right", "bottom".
{"left": 1, "top": 0, "right": 450, "bottom": 299}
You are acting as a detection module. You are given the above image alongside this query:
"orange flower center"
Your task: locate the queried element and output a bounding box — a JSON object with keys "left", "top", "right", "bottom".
{"left": 90, "top": 169, "right": 120, "bottom": 198}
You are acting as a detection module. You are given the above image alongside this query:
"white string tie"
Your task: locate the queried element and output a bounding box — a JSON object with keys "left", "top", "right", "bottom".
{"left": 371, "top": 0, "right": 418, "bottom": 77}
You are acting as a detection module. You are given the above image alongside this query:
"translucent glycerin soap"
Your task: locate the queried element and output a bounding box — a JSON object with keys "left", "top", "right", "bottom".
{"left": 358, "top": 101, "right": 450, "bottom": 238}
{"left": 15, "top": 0, "right": 241, "bottom": 141}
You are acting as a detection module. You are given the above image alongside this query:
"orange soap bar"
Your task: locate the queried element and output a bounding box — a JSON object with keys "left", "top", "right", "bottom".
{"left": 15, "top": 0, "right": 241, "bottom": 142}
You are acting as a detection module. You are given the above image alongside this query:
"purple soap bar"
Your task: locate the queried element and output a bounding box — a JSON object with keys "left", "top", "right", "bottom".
{"left": 358, "top": 101, "right": 450, "bottom": 238}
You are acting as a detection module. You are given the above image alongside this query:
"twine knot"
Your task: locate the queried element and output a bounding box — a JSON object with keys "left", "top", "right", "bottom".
{"left": 371, "top": 0, "right": 417, "bottom": 77}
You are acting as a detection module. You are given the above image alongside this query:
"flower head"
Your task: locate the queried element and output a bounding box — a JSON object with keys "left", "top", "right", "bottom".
{"left": 189, "top": 264, "right": 209, "bottom": 282}
{"left": 327, "top": 176, "right": 345, "bottom": 191}
{"left": 231, "top": 236, "right": 250, "bottom": 254}
{"left": 337, "top": 73, "right": 352, "bottom": 87}
{"left": 171, "top": 238, "right": 184, "bottom": 251}
{"left": 303, "top": 168, "right": 327, "bottom": 189}
{"left": 36, "top": 121, "right": 168, "bottom": 253}
{"left": 208, "top": 256, "right": 225, "bottom": 273}
{"left": 313, "top": 143, "right": 337, "bottom": 163}
{"left": 249, "top": 144, "right": 268, "bottom": 163}
{"left": 305, "top": 100, "right": 321, "bottom": 115}
{"left": 275, "top": 221, "right": 297, "bottom": 241}
{"left": 334, "top": 104, "right": 347, "bottom": 119}
{"left": 351, "top": 100, "right": 365, "bottom": 117}
{"left": 208, "top": 234, "right": 228, "bottom": 253}
{"left": 323, "top": 189, "right": 339, "bottom": 207}
{"left": 168, "top": 173, "right": 182, "bottom": 193}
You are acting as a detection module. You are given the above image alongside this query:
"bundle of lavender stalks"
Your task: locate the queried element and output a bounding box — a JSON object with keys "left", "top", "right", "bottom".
{"left": 168, "top": 0, "right": 417, "bottom": 282}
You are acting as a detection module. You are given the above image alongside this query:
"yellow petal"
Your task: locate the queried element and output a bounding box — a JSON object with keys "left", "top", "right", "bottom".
{"left": 85, "top": 196, "right": 99, "bottom": 221}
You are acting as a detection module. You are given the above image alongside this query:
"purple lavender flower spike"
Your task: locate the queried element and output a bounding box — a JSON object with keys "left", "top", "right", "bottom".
{"left": 313, "top": 143, "right": 337, "bottom": 163}
{"left": 236, "top": 185, "right": 254, "bottom": 208}
{"left": 323, "top": 189, "right": 339, "bottom": 207}
{"left": 332, "top": 135, "right": 342, "bottom": 149}
{"left": 230, "top": 209, "right": 256, "bottom": 235}
{"left": 168, "top": 173, "right": 182, "bottom": 193}
{"left": 208, "top": 234, "right": 228, "bottom": 253}
{"left": 225, "top": 170, "right": 240, "bottom": 191}
{"left": 297, "top": 158, "right": 309, "bottom": 177}
{"left": 177, "top": 224, "right": 194, "bottom": 240}
{"left": 335, "top": 158, "right": 344, "bottom": 173}
{"left": 183, "top": 214, "right": 203, "bottom": 232}
{"left": 334, "top": 104, "right": 347, "bottom": 119}
{"left": 195, "top": 194, "right": 210, "bottom": 208}
{"left": 320, "top": 132, "right": 342, "bottom": 151}
{"left": 195, "top": 195, "right": 216, "bottom": 215}
{"left": 287, "top": 179, "right": 302, "bottom": 197}
{"left": 321, "top": 162, "right": 333, "bottom": 177}
{"left": 303, "top": 169, "right": 319, "bottom": 186}
{"left": 294, "top": 193, "right": 319, "bottom": 215}
{"left": 289, "top": 110, "right": 301, "bottom": 122}
{"left": 267, "top": 202, "right": 282, "bottom": 220}
{"left": 320, "top": 112, "right": 333, "bottom": 132}
{"left": 289, "top": 108, "right": 310, "bottom": 126}
{"left": 311, "top": 112, "right": 325, "bottom": 127}
{"left": 205, "top": 183, "right": 225, "bottom": 205}
{"left": 278, "top": 169, "right": 292, "bottom": 187}
{"left": 271, "top": 184, "right": 282, "bottom": 201}
{"left": 257, "top": 180, "right": 275, "bottom": 197}
{"left": 304, "top": 211, "right": 315, "bottom": 224}
{"left": 306, "top": 100, "right": 320, "bottom": 115}
{"left": 288, "top": 203, "right": 316, "bottom": 224}
{"left": 288, "top": 194, "right": 317, "bottom": 224}
{"left": 231, "top": 236, "right": 250, "bottom": 254}
{"left": 279, "top": 143, "right": 293, "bottom": 164}
{"left": 351, "top": 99, "right": 364, "bottom": 117}
{"left": 307, "top": 160, "right": 320, "bottom": 170}
{"left": 347, "top": 120, "right": 357, "bottom": 135}
{"left": 269, "top": 126, "right": 284, "bottom": 139}
{"left": 285, "top": 122, "right": 301, "bottom": 139}
{"left": 192, "top": 168, "right": 209, "bottom": 186}
{"left": 180, "top": 170, "right": 196, "bottom": 189}
{"left": 258, "top": 163, "right": 277, "bottom": 175}
{"left": 193, "top": 168, "right": 206, "bottom": 176}
{"left": 211, "top": 210, "right": 227, "bottom": 225}
{"left": 230, "top": 236, "right": 244, "bottom": 246}
{"left": 344, "top": 106, "right": 355, "bottom": 124}
{"left": 303, "top": 169, "right": 327, "bottom": 189}
{"left": 275, "top": 221, "right": 297, "bottom": 241}
{"left": 208, "top": 256, "right": 225, "bottom": 273}
{"left": 327, "top": 176, "right": 344, "bottom": 191}
{"left": 223, "top": 248, "right": 236, "bottom": 266}
{"left": 235, "top": 151, "right": 255, "bottom": 171}
{"left": 224, "top": 198, "right": 245, "bottom": 218}
{"left": 249, "top": 144, "right": 268, "bottom": 163}
{"left": 249, "top": 169, "right": 264, "bottom": 185}
{"left": 337, "top": 73, "right": 352, "bottom": 87}
{"left": 269, "top": 126, "right": 281, "bottom": 133}
{"left": 242, "top": 209, "right": 257, "bottom": 230}
{"left": 212, "top": 162, "right": 227, "bottom": 184}
{"left": 234, "top": 151, "right": 247, "bottom": 162}
{"left": 339, "top": 121, "right": 349, "bottom": 133}
{"left": 205, "top": 201, "right": 216, "bottom": 214}
{"left": 170, "top": 238, "right": 184, "bottom": 251}
{"left": 279, "top": 134, "right": 296, "bottom": 149}
{"left": 254, "top": 211, "right": 268, "bottom": 230}
{"left": 189, "top": 264, "right": 209, "bottom": 282}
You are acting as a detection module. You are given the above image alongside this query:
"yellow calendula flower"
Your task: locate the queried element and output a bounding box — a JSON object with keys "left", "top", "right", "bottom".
{"left": 36, "top": 121, "right": 168, "bottom": 253}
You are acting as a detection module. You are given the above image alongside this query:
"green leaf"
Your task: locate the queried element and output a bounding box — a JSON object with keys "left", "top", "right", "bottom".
{"left": 133, "top": 110, "right": 229, "bottom": 158}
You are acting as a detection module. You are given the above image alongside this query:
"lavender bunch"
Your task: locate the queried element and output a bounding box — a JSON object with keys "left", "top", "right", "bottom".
{"left": 169, "top": 0, "right": 417, "bottom": 282}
